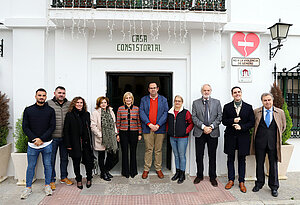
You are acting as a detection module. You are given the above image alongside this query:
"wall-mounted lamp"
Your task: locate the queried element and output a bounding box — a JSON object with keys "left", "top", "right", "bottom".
{"left": 0, "top": 39, "right": 3, "bottom": 57}
{"left": 268, "top": 19, "right": 292, "bottom": 60}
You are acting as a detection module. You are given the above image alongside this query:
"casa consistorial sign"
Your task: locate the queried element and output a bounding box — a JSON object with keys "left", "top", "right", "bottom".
{"left": 116, "top": 35, "right": 162, "bottom": 52}
{"left": 231, "top": 57, "right": 260, "bottom": 67}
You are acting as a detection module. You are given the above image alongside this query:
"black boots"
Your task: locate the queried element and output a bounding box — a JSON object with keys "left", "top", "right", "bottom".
{"left": 177, "top": 170, "right": 185, "bottom": 184}
{"left": 100, "top": 172, "right": 111, "bottom": 181}
{"left": 171, "top": 169, "right": 180, "bottom": 181}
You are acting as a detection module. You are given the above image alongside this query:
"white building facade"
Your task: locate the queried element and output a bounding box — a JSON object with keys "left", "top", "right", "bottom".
{"left": 0, "top": 0, "right": 299, "bottom": 179}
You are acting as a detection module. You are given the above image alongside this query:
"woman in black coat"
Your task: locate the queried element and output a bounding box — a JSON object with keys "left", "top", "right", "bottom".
{"left": 63, "top": 96, "right": 94, "bottom": 189}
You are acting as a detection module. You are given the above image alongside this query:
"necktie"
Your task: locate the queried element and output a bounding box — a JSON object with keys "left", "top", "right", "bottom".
{"left": 204, "top": 100, "right": 209, "bottom": 126}
{"left": 265, "top": 110, "right": 271, "bottom": 128}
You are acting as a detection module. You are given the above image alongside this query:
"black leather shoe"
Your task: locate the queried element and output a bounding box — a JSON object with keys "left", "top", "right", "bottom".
{"left": 171, "top": 169, "right": 180, "bottom": 181}
{"left": 193, "top": 177, "right": 203, "bottom": 184}
{"left": 106, "top": 171, "right": 113, "bottom": 178}
{"left": 252, "top": 186, "right": 260, "bottom": 192}
{"left": 100, "top": 172, "right": 111, "bottom": 181}
{"left": 77, "top": 181, "right": 83, "bottom": 189}
{"left": 210, "top": 178, "right": 218, "bottom": 187}
{"left": 177, "top": 170, "right": 185, "bottom": 184}
{"left": 271, "top": 189, "right": 278, "bottom": 197}
{"left": 86, "top": 180, "right": 92, "bottom": 188}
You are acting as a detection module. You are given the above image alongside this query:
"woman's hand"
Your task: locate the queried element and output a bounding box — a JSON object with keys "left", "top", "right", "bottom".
{"left": 116, "top": 135, "right": 120, "bottom": 142}
{"left": 138, "top": 135, "right": 142, "bottom": 141}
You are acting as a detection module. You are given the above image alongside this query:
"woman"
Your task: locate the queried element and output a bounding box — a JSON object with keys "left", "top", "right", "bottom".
{"left": 116, "top": 92, "right": 142, "bottom": 178}
{"left": 167, "top": 95, "right": 194, "bottom": 184}
{"left": 63, "top": 97, "right": 94, "bottom": 189}
{"left": 91, "top": 96, "right": 118, "bottom": 181}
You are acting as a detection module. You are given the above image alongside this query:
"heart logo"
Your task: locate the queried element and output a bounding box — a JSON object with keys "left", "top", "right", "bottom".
{"left": 232, "top": 32, "right": 260, "bottom": 57}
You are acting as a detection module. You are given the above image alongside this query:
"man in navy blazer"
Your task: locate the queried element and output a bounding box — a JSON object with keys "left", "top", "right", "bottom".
{"left": 140, "top": 82, "right": 168, "bottom": 179}
{"left": 222, "top": 86, "right": 255, "bottom": 193}
{"left": 192, "top": 84, "right": 222, "bottom": 187}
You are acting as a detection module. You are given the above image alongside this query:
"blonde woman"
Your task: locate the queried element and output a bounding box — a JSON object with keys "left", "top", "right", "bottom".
{"left": 116, "top": 92, "right": 142, "bottom": 178}
{"left": 91, "top": 96, "right": 118, "bottom": 181}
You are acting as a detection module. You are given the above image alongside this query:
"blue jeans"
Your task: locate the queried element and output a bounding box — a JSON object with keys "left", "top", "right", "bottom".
{"left": 51, "top": 138, "right": 69, "bottom": 182}
{"left": 170, "top": 137, "right": 188, "bottom": 171}
{"left": 26, "top": 143, "right": 52, "bottom": 187}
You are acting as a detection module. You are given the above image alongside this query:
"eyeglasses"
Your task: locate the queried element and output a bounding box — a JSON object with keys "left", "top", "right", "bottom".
{"left": 149, "top": 87, "right": 157, "bottom": 90}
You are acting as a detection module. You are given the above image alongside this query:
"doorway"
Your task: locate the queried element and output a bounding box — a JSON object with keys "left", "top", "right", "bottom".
{"left": 106, "top": 72, "right": 173, "bottom": 173}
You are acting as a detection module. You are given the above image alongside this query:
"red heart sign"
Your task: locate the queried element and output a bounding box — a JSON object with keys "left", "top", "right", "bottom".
{"left": 232, "top": 32, "right": 260, "bottom": 57}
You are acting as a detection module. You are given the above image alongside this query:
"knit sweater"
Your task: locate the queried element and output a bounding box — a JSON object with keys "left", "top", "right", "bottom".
{"left": 22, "top": 103, "right": 56, "bottom": 143}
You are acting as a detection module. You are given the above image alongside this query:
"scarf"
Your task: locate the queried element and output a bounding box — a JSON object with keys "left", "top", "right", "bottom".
{"left": 101, "top": 108, "right": 118, "bottom": 153}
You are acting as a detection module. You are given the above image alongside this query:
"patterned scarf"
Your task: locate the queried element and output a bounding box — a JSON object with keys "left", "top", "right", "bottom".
{"left": 101, "top": 108, "right": 118, "bottom": 153}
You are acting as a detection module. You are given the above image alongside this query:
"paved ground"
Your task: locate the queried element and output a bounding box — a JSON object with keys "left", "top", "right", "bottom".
{"left": 1, "top": 172, "right": 300, "bottom": 205}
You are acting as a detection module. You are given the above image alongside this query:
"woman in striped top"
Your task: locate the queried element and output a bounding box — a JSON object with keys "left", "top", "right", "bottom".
{"left": 116, "top": 92, "right": 142, "bottom": 178}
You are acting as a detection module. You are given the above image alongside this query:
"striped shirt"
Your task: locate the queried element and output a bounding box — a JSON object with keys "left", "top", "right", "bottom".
{"left": 116, "top": 105, "right": 142, "bottom": 134}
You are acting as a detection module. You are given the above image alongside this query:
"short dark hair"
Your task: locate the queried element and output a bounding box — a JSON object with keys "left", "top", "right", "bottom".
{"left": 36, "top": 88, "right": 47, "bottom": 94}
{"left": 148, "top": 82, "right": 159, "bottom": 88}
{"left": 55, "top": 86, "right": 66, "bottom": 91}
{"left": 231, "top": 86, "right": 241, "bottom": 94}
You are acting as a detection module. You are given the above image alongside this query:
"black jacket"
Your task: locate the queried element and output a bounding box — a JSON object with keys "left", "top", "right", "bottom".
{"left": 222, "top": 101, "right": 255, "bottom": 156}
{"left": 63, "top": 109, "right": 93, "bottom": 159}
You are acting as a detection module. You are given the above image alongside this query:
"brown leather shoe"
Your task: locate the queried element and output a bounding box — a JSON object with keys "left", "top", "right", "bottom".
{"left": 225, "top": 180, "right": 234, "bottom": 190}
{"left": 142, "top": 171, "right": 149, "bottom": 179}
{"left": 239, "top": 182, "right": 247, "bottom": 193}
{"left": 156, "top": 170, "right": 164, "bottom": 179}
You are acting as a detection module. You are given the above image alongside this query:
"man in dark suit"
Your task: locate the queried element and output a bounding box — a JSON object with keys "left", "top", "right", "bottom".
{"left": 192, "top": 84, "right": 222, "bottom": 187}
{"left": 250, "top": 93, "right": 286, "bottom": 197}
{"left": 222, "top": 86, "right": 255, "bottom": 193}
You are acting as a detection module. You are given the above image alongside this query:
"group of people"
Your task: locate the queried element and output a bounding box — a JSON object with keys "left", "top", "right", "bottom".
{"left": 20, "top": 82, "right": 286, "bottom": 200}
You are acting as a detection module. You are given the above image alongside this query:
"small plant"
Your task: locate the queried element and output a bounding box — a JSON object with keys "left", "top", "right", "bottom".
{"left": 282, "top": 102, "right": 293, "bottom": 145}
{"left": 0, "top": 92, "right": 10, "bottom": 147}
{"left": 13, "top": 117, "right": 28, "bottom": 153}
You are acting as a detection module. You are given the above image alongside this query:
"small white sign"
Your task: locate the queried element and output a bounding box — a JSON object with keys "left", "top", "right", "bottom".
{"left": 239, "top": 68, "right": 252, "bottom": 83}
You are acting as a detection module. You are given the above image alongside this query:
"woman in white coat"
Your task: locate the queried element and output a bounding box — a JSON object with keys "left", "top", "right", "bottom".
{"left": 91, "top": 96, "right": 118, "bottom": 181}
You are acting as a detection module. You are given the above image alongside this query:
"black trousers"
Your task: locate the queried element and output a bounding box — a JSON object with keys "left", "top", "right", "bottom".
{"left": 195, "top": 134, "right": 218, "bottom": 179}
{"left": 255, "top": 146, "right": 279, "bottom": 190}
{"left": 119, "top": 130, "right": 138, "bottom": 177}
{"left": 227, "top": 154, "right": 246, "bottom": 183}
{"left": 72, "top": 147, "right": 93, "bottom": 182}
{"left": 98, "top": 150, "right": 117, "bottom": 173}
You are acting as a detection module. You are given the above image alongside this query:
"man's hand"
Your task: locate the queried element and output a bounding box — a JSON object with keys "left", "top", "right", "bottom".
{"left": 116, "top": 135, "right": 120, "bottom": 142}
{"left": 234, "top": 117, "right": 241, "bottom": 123}
{"left": 153, "top": 125, "right": 160, "bottom": 132}
{"left": 149, "top": 123, "right": 156, "bottom": 132}
{"left": 138, "top": 135, "right": 142, "bottom": 141}
{"left": 204, "top": 126, "right": 212, "bottom": 134}
{"left": 67, "top": 148, "right": 72, "bottom": 150}
{"left": 233, "top": 124, "right": 241, "bottom": 130}
{"left": 33, "top": 138, "right": 43, "bottom": 146}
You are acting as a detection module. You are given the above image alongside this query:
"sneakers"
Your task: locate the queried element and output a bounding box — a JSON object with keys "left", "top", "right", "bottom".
{"left": 60, "top": 178, "right": 73, "bottom": 185}
{"left": 20, "top": 187, "right": 32, "bottom": 199}
{"left": 50, "top": 182, "right": 56, "bottom": 190}
{"left": 45, "top": 185, "right": 53, "bottom": 196}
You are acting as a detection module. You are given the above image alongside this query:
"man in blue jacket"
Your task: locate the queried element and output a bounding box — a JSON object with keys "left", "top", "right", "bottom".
{"left": 140, "top": 82, "right": 168, "bottom": 179}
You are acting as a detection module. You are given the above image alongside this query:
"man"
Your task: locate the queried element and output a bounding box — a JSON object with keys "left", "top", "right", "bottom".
{"left": 192, "top": 84, "right": 222, "bottom": 187}
{"left": 21, "top": 88, "right": 56, "bottom": 199}
{"left": 140, "top": 82, "right": 168, "bottom": 179}
{"left": 47, "top": 86, "right": 72, "bottom": 190}
{"left": 222, "top": 86, "right": 255, "bottom": 193}
{"left": 250, "top": 93, "right": 286, "bottom": 197}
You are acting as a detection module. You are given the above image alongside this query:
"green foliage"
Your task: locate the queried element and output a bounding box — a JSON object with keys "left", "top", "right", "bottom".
{"left": 282, "top": 102, "right": 293, "bottom": 145}
{"left": 0, "top": 92, "right": 10, "bottom": 147}
{"left": 13, "top": 117, "right": 28, "bottom": 153}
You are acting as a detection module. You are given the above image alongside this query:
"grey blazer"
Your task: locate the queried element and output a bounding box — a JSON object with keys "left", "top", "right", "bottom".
{"left": 192, "top": 97, "right": 222, "bottom": 138}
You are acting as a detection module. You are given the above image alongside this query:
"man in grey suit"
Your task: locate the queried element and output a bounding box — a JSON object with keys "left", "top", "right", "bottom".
{"left": 192, "top": 84, "right": 222, "bottom": 186}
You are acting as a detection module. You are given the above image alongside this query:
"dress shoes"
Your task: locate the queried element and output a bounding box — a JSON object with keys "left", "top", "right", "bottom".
{"left": 156, "top": 170, "right": 164, "bottom": 179}
{"left": 142, "top": 171, "right": 149, "bottom": 179}
{"left": 106, "top": 171, "right": 113, "bottom": 178}
{"left": 239, "top": 182, "right": 247, "bottom": 193}
{"left": 86, "top": 180, "right": 92, "bottom": 188}
{"left": 193, "top": 177, "right": 203, "bottom": 184}
{"left": 225, "top": 180, "right": 234, "bottom": 190}
{"left": 210, "top": 178, "right": 218, "bottom": 187}
{"left": 271, "top": 189, "right": 278, "bottom": 197}
{"left": 77, "top": 181, "right": 83, "bottom": 189}
{"left": 252, "top": 186, "right": 261, "bottom": 192}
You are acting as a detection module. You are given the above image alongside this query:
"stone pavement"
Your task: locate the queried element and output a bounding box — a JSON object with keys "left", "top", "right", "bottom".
{"left": 0, "top": 172, "right": 300, "bottom": 205}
